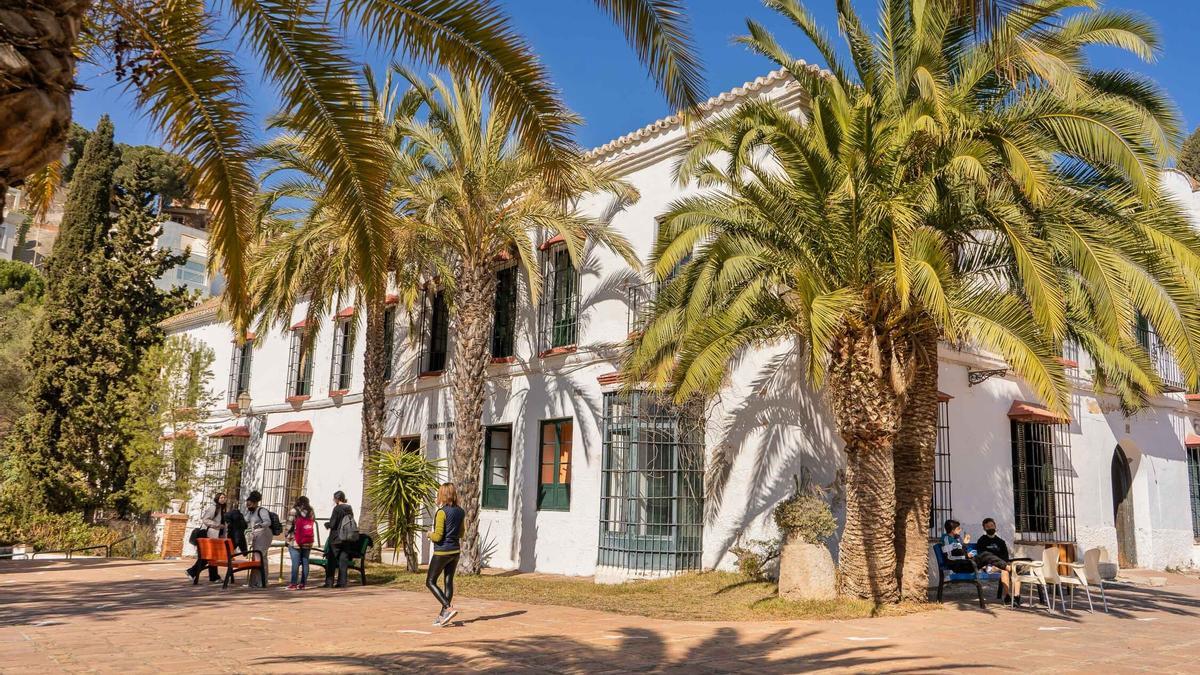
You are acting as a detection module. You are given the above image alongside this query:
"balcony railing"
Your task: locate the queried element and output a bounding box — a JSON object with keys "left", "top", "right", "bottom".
{"left": 1136, "top": 323, "right": 1186, "bottom": 392}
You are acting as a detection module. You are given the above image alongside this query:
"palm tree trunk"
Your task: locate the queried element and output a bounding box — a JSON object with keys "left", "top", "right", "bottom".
{"left": 448, "top": 261, "right": 496, "bottom": 574}
{"left": 0, "top": 0, "right": 87, "bottom": 187}
{"left": 358, "top": 293, "right": 387, "bottom": 562}
{"left": 827, "top": 328, "right": 903, "bottom": 603}
{"left": 893, "top": 327, "right": 940, "bottom": 602}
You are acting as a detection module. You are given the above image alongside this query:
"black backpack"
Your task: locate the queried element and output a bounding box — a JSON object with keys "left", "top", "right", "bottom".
{"left": 260, "top": 507, "right": 284, "bottom": 536}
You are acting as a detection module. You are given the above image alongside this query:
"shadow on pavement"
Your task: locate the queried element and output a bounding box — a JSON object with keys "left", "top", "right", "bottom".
{"left": 255, "top": 626, "right": 977, "bottom": 673}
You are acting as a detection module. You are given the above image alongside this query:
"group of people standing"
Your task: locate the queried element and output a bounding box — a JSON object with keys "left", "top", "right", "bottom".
{"left": 185, "top": 489, "right": 361, "bottom": 589}
{"left": 183, "top": 481, "right": 466, "bottom": 628}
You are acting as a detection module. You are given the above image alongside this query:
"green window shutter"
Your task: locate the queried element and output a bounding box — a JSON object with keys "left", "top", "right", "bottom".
{"left": 537, "top": 419, "right": 572, "bottom": 510}
{"left": 483, "top": 425, "right": 511, "bottom": 509}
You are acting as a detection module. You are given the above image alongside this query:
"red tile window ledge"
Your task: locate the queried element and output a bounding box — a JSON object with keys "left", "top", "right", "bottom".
{"left": 1056, "top": 356, "right": 1079, "bottom": 368}
{"left": 226, "top": 403, "right": 241, "bottom": 412}
{"left": 329, "top": 389, "right": 350, "bottom": 397}
{"left": 1186, "top": 393, "right": 1200, "bottom": 402}
{"left": 539, "top": 345, "right": 577, "bottom": 358}
{"left": 490, "top": 356, "right": 517, "bottom": 365}
{"left": 286, "top": 395, "right": 311, "bottom": 405}
{"left": 418, "top": 370, "right": 444, "bottom": 379}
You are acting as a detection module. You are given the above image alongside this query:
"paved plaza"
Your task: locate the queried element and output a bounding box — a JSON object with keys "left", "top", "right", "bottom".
{"left": 1, "top": 559, "right": 1199, "bottom": 673}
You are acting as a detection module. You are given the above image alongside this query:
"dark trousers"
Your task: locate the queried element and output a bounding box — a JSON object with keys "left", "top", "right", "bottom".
{"left": 187, "top": 548, "right": 220, "bottom": 582}
{"left": 426, "top": 553, "right": 459, "bottom": 610}
{"left": 973, "top": 551, "right": 1009, "bottom": 570}
{"left": 323, "top": 542, "right": 352, "bottom": 587}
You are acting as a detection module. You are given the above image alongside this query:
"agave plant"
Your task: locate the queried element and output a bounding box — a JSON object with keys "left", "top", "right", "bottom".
{"left": 628, "top": 0, "right": 1198, "bottom": 601}
{"left": 0, "top": 0, "right": 705, "bottom": 324}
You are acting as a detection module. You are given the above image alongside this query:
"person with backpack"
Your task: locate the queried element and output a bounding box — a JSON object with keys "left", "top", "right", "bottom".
{"left": 244, "top": 490, "right": 278, "bottom": 587}
{"left": 323, "top": 490, "right": 356, "bottom": 588}
{"left": 285, "top": 495, "right": 316, "bottom": 590}
{"left": 427, "top": 483, "right": 464, "bottom": 627}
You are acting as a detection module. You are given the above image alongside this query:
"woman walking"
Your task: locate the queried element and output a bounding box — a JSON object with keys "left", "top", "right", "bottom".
{"left": 427, "top": 483, "right": 464, "bottom": 627}
{"left": 286, "top": 495, "right": 316, "bottom": 590}
{"left": 186, "top": 493, "right": 226, "bottom": 582}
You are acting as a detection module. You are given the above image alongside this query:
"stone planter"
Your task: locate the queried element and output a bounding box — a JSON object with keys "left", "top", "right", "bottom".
{"left": 778, "top": 538, "right": 837, "bottom": 601}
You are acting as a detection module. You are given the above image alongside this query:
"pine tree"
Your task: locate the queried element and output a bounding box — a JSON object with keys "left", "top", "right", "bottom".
{"left": 11, "top": 116, "right": 192, "bottom": 515}
{"left": 1180, "top": 126, "right": 1200, "bottom": 183}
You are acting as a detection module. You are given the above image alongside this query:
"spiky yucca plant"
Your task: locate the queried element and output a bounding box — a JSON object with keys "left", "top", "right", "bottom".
{"left": 367, "top": 449, "right": 442, "bottom": 572}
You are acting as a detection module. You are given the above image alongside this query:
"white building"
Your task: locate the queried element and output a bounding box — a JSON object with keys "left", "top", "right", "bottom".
{"left": 165, "top": 70, "right": 1200, "bottom": 581}
{"left": 157, "top": 203, "right": 220, "bottom": 297}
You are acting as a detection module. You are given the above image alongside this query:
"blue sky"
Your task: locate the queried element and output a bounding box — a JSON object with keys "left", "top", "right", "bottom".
{"left": 74, "top": 0, "right": 1200, "bottom": 154}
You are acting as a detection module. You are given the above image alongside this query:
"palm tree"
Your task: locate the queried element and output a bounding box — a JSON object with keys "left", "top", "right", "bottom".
{"left": 627, "top": 0, "right": 1200, "bottom": 602}
{"left": 392, "top": 70, "right": 639, "bottom": 573}
{"left": 0, "top": 0, "right": 704, "bottom": 320}
{"left": 245, "top": 68, "right": 421, "bottom": 552}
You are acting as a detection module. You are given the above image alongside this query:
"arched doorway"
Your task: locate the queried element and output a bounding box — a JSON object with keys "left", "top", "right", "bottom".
{"left": 1111, "top": 446, "right": 1137, "bottom": 568}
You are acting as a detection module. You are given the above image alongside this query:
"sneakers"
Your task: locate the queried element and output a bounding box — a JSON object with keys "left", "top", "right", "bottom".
{"left": 286, "top": 584, "right": 298, "bottom": 590}
{"left": 432, "top": 609, "right": 447, "bottom": 626}
{"left": 297, "top": 583, "right": 306, "bottom": 590}
{"left": 438, "top": 609, "right": 458, "bottom": 627}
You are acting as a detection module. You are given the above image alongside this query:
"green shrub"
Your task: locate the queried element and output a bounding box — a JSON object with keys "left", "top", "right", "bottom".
{"left": 730, "top": 537, "right": 781, "bottom": 581}
{"left": 774, "top": 493, "right": 837, "bottom": 545}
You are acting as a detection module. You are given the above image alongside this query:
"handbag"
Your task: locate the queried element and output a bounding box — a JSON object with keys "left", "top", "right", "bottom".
{"left": 188, "top": 526, "right": 207, "bottom": 546}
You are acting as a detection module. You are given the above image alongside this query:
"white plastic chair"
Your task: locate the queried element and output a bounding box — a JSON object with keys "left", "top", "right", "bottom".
{"left": 1039, "top": 546, "right": 1069, "bottom": 612}
{"left": 1051, "top": 549, "right": 1096, "bottom": 612}
{"left": 1011, "top": 546, "right": 1054, "bottom": 613}
{"left": 1074, "top": 548, "right": 1109, "bottom": 613}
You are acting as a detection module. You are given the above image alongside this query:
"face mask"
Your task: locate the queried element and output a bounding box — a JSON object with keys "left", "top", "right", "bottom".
{"left": 985, "top": 528, "right": 997, "bottom": 536}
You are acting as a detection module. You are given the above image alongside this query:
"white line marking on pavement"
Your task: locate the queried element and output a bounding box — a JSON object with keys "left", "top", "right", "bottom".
{"left": 397, "top": 630, "right": 432, "bottom": 635}
{"left": 250, "top": 617, "right": 274, "bottom": 622}
{"left": 1134, "top": 618, "right": 1157, "bottom": 622}
{"left": 845, "top": 637, "right": 888, "bottom": 641}
{"left": 1037, "top": 626, "right": 1074, "bottom": 631}
{"left": 30, "top": 620, "right": 63, "bottom": 627}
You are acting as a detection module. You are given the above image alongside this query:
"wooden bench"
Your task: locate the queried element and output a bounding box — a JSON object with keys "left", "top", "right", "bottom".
{"left": 196, "top": 538, "right": 266, "bottom": 589}
{"left": 933, "top": 542, "right": 1004, "bottom": 608}
{"left": 310, "top": 535, "right": 374, "bottom": 586}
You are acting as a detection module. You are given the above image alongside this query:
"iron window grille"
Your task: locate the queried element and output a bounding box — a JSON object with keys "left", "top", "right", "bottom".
{"left": 492, "top": 265, "right": 518, "bottom": 358}
{"left": 929, "top": 397, "right": 953, "bottom": 539}
{"left": 598, "top": 391, "right": 704, "bottom": 573}
{"left": 483, "top": 425, "right": 512, "bottom": 509}
{"left": 383, "top": 306, "right": 396, "bottom": 381}
{"left": 1011, "top": 420, "right": 1076, "bottom": 543}
{"left": 394, "top": 436, "right": 420, "bottom": 454}
{"left": 538, "top": 246, "right": 578, "bottom": 351}
{"left": 200, "top": 440, "right": 247, "bottom": 507}
{"left": 626, "top": 280, "right": 657, "bottom": 336}
{"left": 1188, "top": 446, "right": 1200, "bottom": 541}
{"left": 329, "top": 316, "right": 356, "bottom": 391}
{"left": 417, "top": 289, "right": 449, "bottom": 374}
{"left": 227, "top": 341, "right": 253, "bottom": 404}
{"left": 263, "top": 433, "right": 310, "bottom": 515}
{"left": 286, "top": 329, "right": 314, "bottom": 397}
{"left": 537, "top": 418, "right": 572, "bottom": 510}
{"left": 1136, "top": 313, "right": 1185, "bottom": 392}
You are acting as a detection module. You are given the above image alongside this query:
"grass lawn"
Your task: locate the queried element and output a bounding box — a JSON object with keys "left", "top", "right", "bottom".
{"left": 365, "top": 566, "right": 936, "bottom": 622}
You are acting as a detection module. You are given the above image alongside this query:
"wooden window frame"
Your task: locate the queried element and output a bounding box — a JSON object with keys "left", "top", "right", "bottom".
{"left": 329, "top": 316, "right": 356, "bottom": 392}
{"left": 227, "top": 341, "right": 253, "bottom": 404}
{"left": 491, "top": 265, "right": 518, "bottom": 359}
{"left": 483, "top": 425, "right": 512, "bottom": 510}
{"left": 286, "top": 329, "right": 314, "bottom": 398}
{"left": 537, "top": 418, "right": 573, "bottom": 511}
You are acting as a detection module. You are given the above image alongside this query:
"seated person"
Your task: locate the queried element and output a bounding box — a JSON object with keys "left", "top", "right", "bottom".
{"left": 939, "top": 519, "right": 977, "bottom": 574}
{"left": 972, "top": 517, "right": 1016, "bottom": 604}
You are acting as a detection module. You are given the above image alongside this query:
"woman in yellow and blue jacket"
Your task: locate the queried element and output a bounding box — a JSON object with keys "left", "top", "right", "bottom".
{"left": 427, "top": 482, "right": 464, "bottom": 627}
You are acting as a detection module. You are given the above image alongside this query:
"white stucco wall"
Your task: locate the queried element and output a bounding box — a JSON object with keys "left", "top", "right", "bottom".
{"left": 168, "top": 71, "right": 1200, "bottom": 575}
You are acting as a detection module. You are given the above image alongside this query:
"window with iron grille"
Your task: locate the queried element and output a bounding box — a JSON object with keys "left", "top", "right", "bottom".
{"left": 538, "top": 246, "right": 578, "bottom": 351}
{"left": 395, "top": 435, "right": 420, "bottom": 454}
{"left": 419, "top": 289, "right": 449, "bottom": 373}
{"left": 383, "top": 306, "right": 396, "bottom": 381}
{"left": 329, "top": 317, "right": 356, "bottom": 391}
{"left": 492, "top": 266, "right": 517, "bottom": 358}
{"left": 1011, "top": 420, "right": 1076, "bottom": 543}
{"left": 263, "top": 434, "right": 310, "bottom": 515}
{"left": 598, "top": 391, "right": 704, "bottom": 573}
{"left": 1188, "top": 446, "right": 1200, "bottom": 540}
{"left": 538, "top": 418, "right": 572, "bottom": 510}
{"left": 227, "top": 341, "right": 253, "bottom": 403}
{"left": 224, "top": 443, "right": 245, "bottom": 506}
{"left": 929, "top": 398, "right": 953, "bottom": 539}
{"left": 483, "top": 425, "right": 511, "bottom": 509}
{"left": 286, "top": 329, "right": 314, "bottom": 397}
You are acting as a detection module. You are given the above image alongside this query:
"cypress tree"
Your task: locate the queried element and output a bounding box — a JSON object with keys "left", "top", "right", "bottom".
{"left": 11, "top": 116, "right": 191, "bottom": 515}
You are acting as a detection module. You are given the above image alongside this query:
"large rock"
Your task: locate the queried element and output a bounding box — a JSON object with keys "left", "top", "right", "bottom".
{"left": 778, "top": 538, "right": 837, "bottom": 601}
